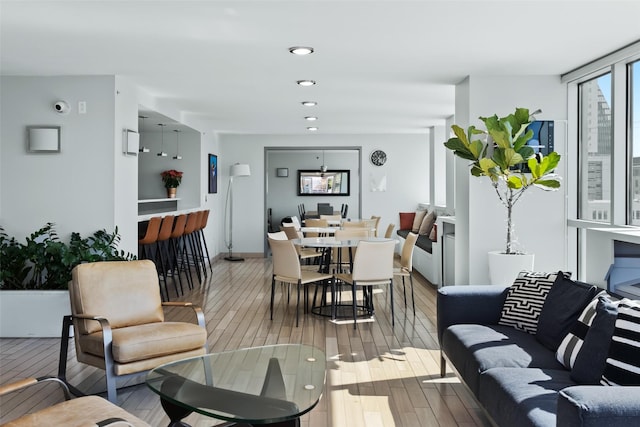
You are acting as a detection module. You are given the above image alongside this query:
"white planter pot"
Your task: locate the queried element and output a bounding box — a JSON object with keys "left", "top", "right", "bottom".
{"left": 0, "top": 290, "right": 72, "bottom": 338}
{"left": 488, "top": 251, "right": 535, "bottom": 286}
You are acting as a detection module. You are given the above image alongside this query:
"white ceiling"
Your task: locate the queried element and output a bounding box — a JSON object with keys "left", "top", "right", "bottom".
{"left": 2, "top": 0, "right": 639, "bottom": 135}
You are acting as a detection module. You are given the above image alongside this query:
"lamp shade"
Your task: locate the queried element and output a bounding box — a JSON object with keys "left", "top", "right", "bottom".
{"left": 230, "top": 163, "right": 251, "bottom": 177}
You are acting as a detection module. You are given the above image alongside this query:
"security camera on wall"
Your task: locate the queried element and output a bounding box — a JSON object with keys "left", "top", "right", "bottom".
{"left": 54, "top": 101, "right": 70, "bottom": 114}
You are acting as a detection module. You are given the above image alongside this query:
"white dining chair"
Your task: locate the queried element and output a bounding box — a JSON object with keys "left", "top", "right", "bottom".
{"left": 334, "top": 240, "right": 396, "bottom": 329}
{"left": 268, "top": 238, "right": 333, "bottom": 327}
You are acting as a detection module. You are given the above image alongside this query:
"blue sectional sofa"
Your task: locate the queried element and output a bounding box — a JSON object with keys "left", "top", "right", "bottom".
{"left": 437, "top": 284, "right": 640, "bottom": 427}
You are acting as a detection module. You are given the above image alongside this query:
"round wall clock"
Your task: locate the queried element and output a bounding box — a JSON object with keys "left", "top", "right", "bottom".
{"left": 370, "top": 149, "right": 387, "bottom": 166}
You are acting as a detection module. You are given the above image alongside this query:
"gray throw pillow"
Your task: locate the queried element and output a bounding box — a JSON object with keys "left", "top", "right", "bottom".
{"left": 536, "top": 272, "right": 598, "bottom": 351}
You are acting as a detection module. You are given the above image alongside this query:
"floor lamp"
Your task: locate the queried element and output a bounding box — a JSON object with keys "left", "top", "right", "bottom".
{"left": 224, "top": 163, "right": 251, "bottom": 261}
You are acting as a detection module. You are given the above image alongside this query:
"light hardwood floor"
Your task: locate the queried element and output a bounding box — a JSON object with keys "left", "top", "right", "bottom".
{"left": 0, "top": 256, "right": 490, "bottom": 427}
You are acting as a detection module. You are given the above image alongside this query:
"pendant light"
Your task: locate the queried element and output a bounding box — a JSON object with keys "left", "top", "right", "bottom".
{"left": 156, "top": 123, "right": 167, "bottom": 157}
{"left": 138, "top": 115, "right": 150, "bottom": 153}
{"left": 320, "top": 150, "right": 327, "bottom": 175}
{"left": 173, "top": 129, "right": 182, "bottom": 160}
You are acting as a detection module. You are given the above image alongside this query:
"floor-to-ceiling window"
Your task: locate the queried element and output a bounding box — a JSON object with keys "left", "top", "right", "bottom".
{"left": 579, "top": 73, "right": 612, "bottom": 222}
{"left": 630, "top": 60, "right": 640, "bottom": 225}
{"left": 565, "top": 43, "right": 640, "bottom": 282}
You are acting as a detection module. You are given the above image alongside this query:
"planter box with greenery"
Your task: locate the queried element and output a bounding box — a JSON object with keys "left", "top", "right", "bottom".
{"left": 0, "top": 223, "right": 135, "bottom": 337}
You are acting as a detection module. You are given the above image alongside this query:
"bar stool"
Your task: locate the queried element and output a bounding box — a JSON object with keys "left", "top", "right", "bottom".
{"left": 138, "top": 216, "right": 167, "bottom": 300}
{"left": 197, "top": 209, "right": 213, "bottom": 274}
{"left": 170, "top": 214, "right": 194, "bottom": 290}
{"left": 157, "top": 215, "right": 183, "bottom": 298}
{"left": 183, "top": 211, "right": 204, "bottom": 284}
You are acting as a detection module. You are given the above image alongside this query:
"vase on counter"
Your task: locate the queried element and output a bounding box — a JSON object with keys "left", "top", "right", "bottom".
{"left": 167, "top": 187, "right": 177, "bottom": 198}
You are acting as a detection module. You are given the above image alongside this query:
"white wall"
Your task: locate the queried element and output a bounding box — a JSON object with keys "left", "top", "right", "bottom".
{"left": 454, "top": 75, "right": 568, "bottom": 284}
{"left": 114, "top": 76, "right": 141, "bottom": 253}
{"left": 219, "top": 134, "right": 429, "bottom": 255}
{"left": 0, "top": 76, "right": 122, "bottom": 245}
{"left": 267, "top": 149, "right": 360, "bottom": 225}
{"left": 0, "top": 75, "right": 213, "bottom": 257}
{"left": 137, "top": 127, "right": 201, "bottom": 208}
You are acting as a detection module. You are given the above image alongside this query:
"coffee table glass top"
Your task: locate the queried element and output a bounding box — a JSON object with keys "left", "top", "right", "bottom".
{"left": 146, "top": 344, "right": 326, "bottom": 424}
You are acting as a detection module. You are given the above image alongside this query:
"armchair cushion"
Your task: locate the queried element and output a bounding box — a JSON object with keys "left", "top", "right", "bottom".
{"left": 71, "top": 260, "right": 163, "bottom": 335}
{"left": 80, "top": 321, "right": 207, "bottom": 363}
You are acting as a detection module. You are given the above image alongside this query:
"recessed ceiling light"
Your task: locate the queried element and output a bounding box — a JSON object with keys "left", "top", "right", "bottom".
{"left": 307, "top": 126, "right": 318, "bottom": 131}
{"left": 297, "top": 80, "right": 316, "bottom": 87}
{"left": 305, "top": 116, "right": 318, "bottom": 121}
{"left": 301, "top": 101, "right": 317, "bottom": 107}
{"left": 289, "top": 46, "right": 314, "bottom": 55}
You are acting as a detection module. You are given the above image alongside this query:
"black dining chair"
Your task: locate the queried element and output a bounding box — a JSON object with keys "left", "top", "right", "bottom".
{"left": 318, "top": 203, "right": 333, "bottom": 216}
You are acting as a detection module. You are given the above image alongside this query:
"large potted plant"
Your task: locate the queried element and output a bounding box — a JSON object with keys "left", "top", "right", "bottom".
{"left": 443, "top": 107, "right": 561, "bottom": 284}
{"left": 0, "top": 223, "right": 136, "bottom": 337}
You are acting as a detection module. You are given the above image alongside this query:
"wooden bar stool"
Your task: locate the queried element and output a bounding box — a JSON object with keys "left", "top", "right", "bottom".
{"left": 157, "top": 215, "right": 183, "bottom": 298}
{"left": 138, "top": 216, "right": 167, "bottom": 300}
{"left": 170, "top": 213, "right": 193, "bottom": 290}
{"left": 197, "top": 209, "right": 213, "bottom": 274}
{"left": 183, "top": 211, "right": 204, "bottom": 284}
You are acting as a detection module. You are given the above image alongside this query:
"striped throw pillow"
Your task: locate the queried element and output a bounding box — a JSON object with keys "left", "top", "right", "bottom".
{"left": 601, "top": 299, "right": 640, "bottom": 386}
{"left": 498, "top": 271, "right": 563, "bottom": 334}
{"left": 555, "top": 290, "right": 607, "bottom": 369}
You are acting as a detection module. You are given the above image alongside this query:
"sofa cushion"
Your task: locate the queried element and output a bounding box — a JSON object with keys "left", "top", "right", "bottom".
{"left": 479, "top": 368, "right": 576, "bottom": 427}
{"left": 601, "top": 299, "right": 640, "bottom": 386}
{"left": 399, "top": 212, "right": 415, "bottom": 231}
{"left": 418, "top": 210, "right": 436, "bottom": 235}
{"left": 556, "top": 291, "right": 607, "bottom": 370}
{"left": 499, "top": 271, "right": 563, "bottom": 334}
{"left": 571, "top": 294, "right": 618, "bottom": 384}
{"left": 411, "top": 210, "right": 427, "bottom": 233}
{"left": 442, "top": 324, "right": 564, "bottom": 395}
{"left": 536, "top": 272, "right": 599, "bottom": 351}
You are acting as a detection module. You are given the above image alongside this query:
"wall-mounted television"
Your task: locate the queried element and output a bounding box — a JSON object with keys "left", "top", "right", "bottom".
{"left": 298, "top": 170, "right": 350, "bottom": 196}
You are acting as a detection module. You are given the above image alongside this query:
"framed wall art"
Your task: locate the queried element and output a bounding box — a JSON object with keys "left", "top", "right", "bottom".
{"left": 208, "top": 154, "right": 218, "bottom": 194}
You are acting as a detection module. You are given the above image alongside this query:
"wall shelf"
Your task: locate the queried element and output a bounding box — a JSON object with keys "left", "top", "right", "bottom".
{"left": 138, "top": 198, "right": 180, "bottom": 216}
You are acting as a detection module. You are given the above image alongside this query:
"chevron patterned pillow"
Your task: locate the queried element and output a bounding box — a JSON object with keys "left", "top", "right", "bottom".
{"left": 498, "top": 271, "right": 563, "bottom": 334}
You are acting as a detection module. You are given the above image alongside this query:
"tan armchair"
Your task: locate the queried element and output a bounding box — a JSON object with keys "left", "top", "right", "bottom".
{"left": 58, "top": 260, "right": 207, "bottom": 403}
{"left": 0, "top": 376, "right": 150, "bottom": 426}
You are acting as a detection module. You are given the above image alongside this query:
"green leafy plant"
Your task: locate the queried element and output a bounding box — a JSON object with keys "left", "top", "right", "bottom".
{"left": 0, "top": 223, "right": 136, "bottom": 290}
{"left": 444, "top": 107, "right": 561, "bottom": 254}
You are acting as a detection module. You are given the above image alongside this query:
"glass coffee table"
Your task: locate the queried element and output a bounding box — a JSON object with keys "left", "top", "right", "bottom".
{"left": 146, "top": 344, "right": 326, "bottom": 427}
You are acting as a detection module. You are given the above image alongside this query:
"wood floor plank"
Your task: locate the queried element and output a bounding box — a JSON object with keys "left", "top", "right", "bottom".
{"left": 0, "top": 256, "right": 490, "bottom": 426}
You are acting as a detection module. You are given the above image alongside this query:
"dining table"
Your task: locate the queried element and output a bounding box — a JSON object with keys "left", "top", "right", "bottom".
{"left": 292, "top": 236, "right": 397, "bottom": 319}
